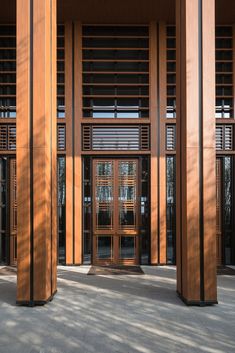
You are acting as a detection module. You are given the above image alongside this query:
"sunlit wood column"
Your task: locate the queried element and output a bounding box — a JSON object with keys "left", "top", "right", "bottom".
{"left": 176, "top": 0, "right": 217, "bottom": 305}
{"left": 150, "top": 22, "right": 159, "bottom": 264}
{"left": 17, "top": 0, "right": 57, "bottom": 305}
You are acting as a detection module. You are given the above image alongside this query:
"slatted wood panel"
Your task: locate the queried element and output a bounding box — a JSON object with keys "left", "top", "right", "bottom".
{"left": 216, "top": 26, "right": 233, "bottom": 119}
{"left": 166, "top": 125, "right": 176, "bottom": 150}
{"left": 57, "top": 124, "right": 66, "bottom": 151}
{"left": 82, "top": 124, "right": 150, "bottom": 151}
{"left": 166, "top": 26, "right": 176, "bottom": 119}
{"left": 0, "top": 25, "right": 16, "bottom": 119}
{"left": 216, "top": 125, "right": 233, "bottom": 150}
{"left": 82, "top": 25, "right": 149, "bottom": 119}
{"left": 57, "top": 25, "right": 65, "bottom": 118}
{"left": 0, "top": 124, "right": 16, "bottom": 151}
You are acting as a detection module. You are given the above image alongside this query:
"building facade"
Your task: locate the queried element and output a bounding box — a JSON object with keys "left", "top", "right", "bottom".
{"left": 0, "top": 0, "right": 234, "bottom": 306}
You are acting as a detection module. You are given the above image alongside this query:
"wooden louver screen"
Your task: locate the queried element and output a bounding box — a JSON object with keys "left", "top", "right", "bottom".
{"left": 57, "top": 25, "right": 65, "bottom": 118}
{"left": 166, "top": 125, "right": 176, "bottom": 150}
{"left": 57, "top": 124, "right": 66, "bottom": 151}
{"left": 0, "top": 124, "right": 16, "bottom": 150}
{"left": 0, "top": 25, "right": 16, "bottom": 119}
{"left": 216, "top": 125, "right": 233, "bottom": 150}
{"left": 82, "top": 125, "right": 150, "bottom": 151}
{"left": 166, "top": 26, "right": 176, "bottom": 118}
{"left": 82, "top": 25, "right": 149, "bottom": 119}
{"left": 215, "top": 26, "right": 233, "bottom": 119}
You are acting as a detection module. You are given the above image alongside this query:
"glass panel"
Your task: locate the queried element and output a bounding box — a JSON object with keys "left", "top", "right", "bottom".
{"left": 83, "top": 157, "right": 92, "bottom": 264}
{"left": 0, "top": 158, "right": 7, "bottom": 264}
{"left": 166, "top": 156, "right": 176, "bottom": 264}
{"left": 96, "top": 162, "right": 113, "bottom": 229}
{"left": 119, "top": 161, "right": 137, "bottom": 229}
{"left": 120, "top": 236, "right": 135, "bottom": 259}
{"left": 57, "top": 157, "right": 66, "bottom": 264}
{"left": 97, "top": 236, "right": 113, "bottom": 259}
{"left": 140, "top": 157, "right": 150, "bottom": 264}
{"left": 223, "top": 157, "right": 233, "bottom": 264}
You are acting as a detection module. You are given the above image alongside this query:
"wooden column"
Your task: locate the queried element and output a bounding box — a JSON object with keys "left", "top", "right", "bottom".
{"left": 158, "top": 22, "right": 167, "bottom": 264}
{"left": 65, "top": 21, "right": 74, "bottom": 265}
{"left": 176, "top": 0, "right": 217, "bottom": 304}
{"left": 64, "top": 21, "right": 83, "bottom": 265}
{"left": 74, "top": 22, "right": 83, "bottom": 264}
{"left": 150, "top": 22, "right": 159, "bottom": 264}
{"left": 17, "top": 0, "right": 57, "bottom": 305}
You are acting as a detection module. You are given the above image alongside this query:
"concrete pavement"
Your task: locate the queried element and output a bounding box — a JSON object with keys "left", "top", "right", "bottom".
{"left": 0, "top": 266, "right": 235, "bottom": 353}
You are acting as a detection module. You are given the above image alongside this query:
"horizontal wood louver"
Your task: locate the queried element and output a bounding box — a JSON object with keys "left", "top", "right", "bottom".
{"left": 82, "top": 125, "right": 92, "bottom": 150}
{"left": 8, "top": 125, "right": 16, "bottom": 150}
{"left": 82, "top": 124, "right": 150, "bottom": 151}
{"left": 166, "top": 125, "right": 176, "bottom": 150}
{"left": 57, "top": 25, "right": 65, "bottom": 118}
{"left": 140, "top": 125, "right": 150, "bottom": 150}
{"left": 82, "top": 25, "right": 149, "bottom": 119}
{"left": 215, "top": 26, "right": 233, "bottom": 119}
{"left": 0, "top": 125, "right": 7, "bottom": 149}
{"left": 166, "top": 26, "right": 176, "bottom": 119}
{"left": 0, "top": 25, "right": 16, "bottom": 119}
{"left": 216, "top": 125, "right": 233, "bottom": 150}
{"left": 57, "top": 124, "right": 66, "bottom": 151}
{"left": 0, "top": 124, "right": 16, "bottom": 151}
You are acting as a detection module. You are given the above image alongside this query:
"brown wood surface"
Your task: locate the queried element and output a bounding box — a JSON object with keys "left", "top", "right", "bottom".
{"left": 65, "top": 22, "right": 73, "bottom": 264}
{"left": 17, "top": 0, "right": 57, "bottom": 304}
{"left": 176, "top": 0, "right": 217, "bottom": 304}
{"left": 92, "top": 158, "right": 139, "bottom": 266}
{"left": 17, "top": 0, "right": 31, "bottom": 302}
{"left": 159, "top": 22, "right": 167, "bottom": 264}
{"left": 150, "top": 22, "right": 159, "bottom": 264}
{"left": 202, "top": 0, "right": 217, "bottom": 302}
{"left": 74, "top": 22, "right": 83, "bottom": 264}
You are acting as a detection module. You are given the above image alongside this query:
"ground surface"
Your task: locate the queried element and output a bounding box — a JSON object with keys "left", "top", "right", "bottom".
{"left": 0, "top": 266, "right": 235, "bottom": 353}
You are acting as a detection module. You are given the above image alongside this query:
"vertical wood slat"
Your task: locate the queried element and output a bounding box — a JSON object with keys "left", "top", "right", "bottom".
{"left": 74, "top": 21, "right": 83, "bottom": 264}
{"left": 150, "top": 22, "right": 158, "bottom": 264}
{"left": 159, "top": 22, "right": 167, "bottom": 264}
{"left": 202, "top": 0, "right": 217, "bottom": 302}
{"left": 17, "top": 0, "right": 31, "bottom": 302}
{"left": 176, "top": 0, "right": 201, "bottom": 302}
{"left": 65, "top": 22, "right": 73, "bottom": 264}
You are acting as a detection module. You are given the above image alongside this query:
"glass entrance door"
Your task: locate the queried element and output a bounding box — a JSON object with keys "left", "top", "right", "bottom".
{"left": 92, "top": 159, "right": 139, "bottom": 265}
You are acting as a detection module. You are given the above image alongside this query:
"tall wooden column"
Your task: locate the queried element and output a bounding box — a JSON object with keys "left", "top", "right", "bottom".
{"left": 176, "top": 0, "right": 217, "bottom": 305}
{"left": 65, "top": 21, "right": 83, "bottom": 265}
{"left": 17, "top": 0, "right": 57, "bottom": 305}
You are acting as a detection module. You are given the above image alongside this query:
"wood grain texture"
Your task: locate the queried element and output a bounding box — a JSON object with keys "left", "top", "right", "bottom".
{"left": 159, "top": 22, "right": 167, "bottom": 264}
{"left": 17, "top": 0, "right": 57, "bottom": 304}
{"left": 65, "top": 22, "right": 73, "bottom": 264}
{"left": 150, "top": 22, "right": 159, "bottom": 264}
{"left": 74, "top": 21, "right": 83, "bottom": 264}
{"left": 176, "top": 0, "right": 217, "bottom": 304}
{"left": 17, "top": 0, "right": 31, "bottom": 302}
{"left": 202, "top": 0, "right": 217, "bottom": 302}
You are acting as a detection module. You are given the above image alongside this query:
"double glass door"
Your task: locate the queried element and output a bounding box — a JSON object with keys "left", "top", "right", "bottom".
{"left": 93, "top": 159, "right": 139, "bottom": 265}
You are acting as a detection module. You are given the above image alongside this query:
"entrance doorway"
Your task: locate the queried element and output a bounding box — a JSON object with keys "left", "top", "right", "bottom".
{"left": 92, "top": 159, "right": 139, "bottom": 265}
